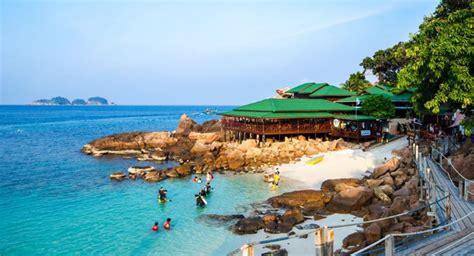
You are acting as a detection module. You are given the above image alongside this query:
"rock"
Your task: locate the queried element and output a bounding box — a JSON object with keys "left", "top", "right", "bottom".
{"left": 143, "top": 171, "right": 167, "bottom": 182}
{"left": 374, "top": 187, "right": 392, "bottom": 204}
{"left": 281, "top": 209, "right": 305, "bottom": 225}
{"left": 390, "top": 169, "right": 405, "bottom": 177}
{"left": 321, "top": 178, "right": 361, "bottom": 193}
{"left": 263, "top": 244, "right": 281, "bottom": 251}
{"left": 380, "top": 174, "right": 395, "bottom": 187}
{"left": 175, "top": 114, "right": 200, "bottom": 135}
{"left": 262, "top": 214, "right": 278, "bottom": 228}
{"left": 110, "top": 172, "right": 126, "bottom": 181}
{"left": 276, "top": 222, "right": 293, "bottom": 233}
{"left": 404, "top": 226, "right": 424, "bottom": 233}
{"left": 128, "top": 166, "right": 155, "bottom": 176}
{"left": 390, "top": 196, "right": 409, "bottom": 215}
{"left": 366, "top": 179, "right": 384, "bottom": 189}
{"left": 200, "top": 119, "right": 222, "bottom": 133}
{"left": 188, "top": 132, "right": 221, "bottom": 144}
{"left": 233, "top": 217, "right": 264, "bottom": 234}
{"left": 393, "top": 187, "right": 411, "bottom": 197}
{"left": 301, "top": 201, "right": 326, "bottom": 216}
{"left": 150, "top": 150, "right": 167, "bottom": 161}
{"left": 326, "top": 186, "right": 374, "bottom": 213}
{"left": 372, "top": 157, "right": 401, "bottom": 178}
{"left": 295, "top": 223, "right": 320, "bottom": 230}
{"left": 261, "top": 249, "right": 288, "bottom": 256}
{"left": 267, "top": 190, "right": 331, "bottom": 209}
{"left": 174, "top": 164, "right": 192, "bottom": 176}
{"left": 394, "top": 173, "right": 409, "bottom": 187}
{"left": 379, "top": 185, "right": 394, "bottom": 196}
{"left": 342, "top": 232, "right": 366, "bottom": 251}
{"left": 83, "top": 131, "right": 176, "bottom": 154}
{"left": 226, "top": 150, "right": 245, "bottom": 170}
{"left": 388, "top": 222, "right": 405, "bottom": 232}
{"left": 165, "top": 168, "right": 179, "bottom": 178}
{"left": 364, "top": 223, "right": 382, "bottom": 244}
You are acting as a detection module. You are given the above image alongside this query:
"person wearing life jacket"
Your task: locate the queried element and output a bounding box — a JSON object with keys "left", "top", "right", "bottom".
{"left": 206, "top": 171, "right": 214, "bottom": 183}
{"left": 152, "top": 222, "right": 159, "bottom": 232}
{"left": 272, "top": 171, "right": 281, "bottom": 187}
{"left": 163, "top": 218, "right": 171, "bottom": 230}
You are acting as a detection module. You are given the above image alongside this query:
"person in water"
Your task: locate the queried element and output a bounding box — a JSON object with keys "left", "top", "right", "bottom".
{"left": 205, "top": 182, "right": 212, "bottom": 194}
{"left": 152, "top": 222, "right": 159, "bottom": 232}
{"left": 272, "top": 170, "right": 281, "bottom": 190}
{"left": 192, "top": 176, "right": 199, "bottom": 183}
{"left": 195, "top": 194, "right": 206, "bottom": 207}
{"left": 199, "top": 188, "right": 207, "bottom": 198}
{"left": 163, "top": 218, "right": 171, "bottom": 230}
{"left": 206, "top": 171, "right": 214, "bottom": 182}
{"left": 158, "top": 187, "right": 168, "bottom": 202}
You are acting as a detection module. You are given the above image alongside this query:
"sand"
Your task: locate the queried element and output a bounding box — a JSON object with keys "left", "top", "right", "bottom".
{"left": 276, "top": 136, "right": 408, "bottom": 189}
{"left": 233, "top": 137, "right": 408, "bottom": 255}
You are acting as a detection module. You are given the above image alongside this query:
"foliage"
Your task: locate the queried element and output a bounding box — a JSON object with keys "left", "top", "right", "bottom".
{"left": 361, "top": 95, "right": 395, "bottom": 119}
{"left": 397, "top": 2, "right": 474, "bottom": 114}
{"left": 88, "top": 97, "right": 109, "bottom": 105}
{"left": 462, "top": 115, "right": 474, "bottom": 136}
{"left": 342, "top": 72, "right": 371, "bottom": 94}
{"left": 360, "top": 42, "right": 410, "bottom": 85}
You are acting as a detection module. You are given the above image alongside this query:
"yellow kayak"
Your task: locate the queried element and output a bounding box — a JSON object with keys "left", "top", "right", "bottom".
{"left": 307, "top": 156, "right": 324, "bottom": 165}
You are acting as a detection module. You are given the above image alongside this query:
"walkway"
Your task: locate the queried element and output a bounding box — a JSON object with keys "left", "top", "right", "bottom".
{"left": 395, "top": 156, "right": 474, "bottom": 255}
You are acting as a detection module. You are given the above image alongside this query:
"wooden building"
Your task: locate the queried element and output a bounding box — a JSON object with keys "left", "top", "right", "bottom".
{"left": 221, "top": 96, "right": 383, "bottom": 141}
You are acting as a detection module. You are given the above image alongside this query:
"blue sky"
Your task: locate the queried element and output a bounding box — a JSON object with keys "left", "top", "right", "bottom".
{"left": 1, "top": 0, "right": 439, "bottom": 105}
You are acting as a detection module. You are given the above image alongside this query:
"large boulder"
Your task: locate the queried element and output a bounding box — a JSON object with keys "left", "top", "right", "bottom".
{"left": 321, "top": 178, "right": 361, "bottom": 193}
{"left": 233, "top": 217, "right": 264, "bottom": 234}
{"left": 267, "top": 190, "right": 331, "bottom": 209}
{"left": 281, "top": 209, "right": 305, "bottom": 225}
{"left": 143, "top": 170, "right": 167, "bottom": 182}
{"left": 326, "top": 186, "right": 374, "bottom": 213}
{"left": 372, "top": 157, "right": 401, "bottom": 178}
{"left": 342, "top": 232, "right": 366, "bottom": 252}
{"left": 364, "top": 223, "right": 382, "bottom": 244}
{"left": 390, "top": 196, "right": 409, "bottom": 215}
{"left": 128, "top": 166, "right": 155, "bottom": 176}
{"left": 175, "top": 114, "right": 200, "bottom": 135}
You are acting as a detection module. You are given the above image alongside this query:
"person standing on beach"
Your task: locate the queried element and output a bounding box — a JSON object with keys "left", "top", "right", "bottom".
{"left": 272, "top": 170, "right": 280, "bottom": 190}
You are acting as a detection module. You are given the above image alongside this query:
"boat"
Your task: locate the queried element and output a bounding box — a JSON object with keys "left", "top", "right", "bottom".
{"left": 203, "top": 108, "right": 217, "bottom": 115}
{"left": 306, "top": 155, "right": 324, "bottom": 165}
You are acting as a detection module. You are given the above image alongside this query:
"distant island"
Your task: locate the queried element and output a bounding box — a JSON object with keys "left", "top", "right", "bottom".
{"left": 31, "top": 96, "right": 113, "bottom": 106}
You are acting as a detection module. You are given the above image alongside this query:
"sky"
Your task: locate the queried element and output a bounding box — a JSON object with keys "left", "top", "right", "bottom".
{"left": 0, "top": 0, "right": 439, "bottom": 105}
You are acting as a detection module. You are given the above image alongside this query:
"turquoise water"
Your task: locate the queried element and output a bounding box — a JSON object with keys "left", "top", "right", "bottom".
{"left": 0, "top": 106, "right": 301, "bottom": 255}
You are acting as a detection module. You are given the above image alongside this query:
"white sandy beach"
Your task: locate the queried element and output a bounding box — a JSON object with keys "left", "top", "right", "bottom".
{"left": 241, "top": 137, "right": 408, "bottom": 255}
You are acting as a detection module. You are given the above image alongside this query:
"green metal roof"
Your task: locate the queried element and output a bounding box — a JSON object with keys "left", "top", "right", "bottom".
{"left": 391, "top": 92, "right": 413, "bottom": 102}
{"left": 309, "top": 85, "right": 356, "bottom": 97}
{"left": 336, "top": 95, "right": 371, "bottom": 103}
{"left": 298, "top": 83, "right": 328, "bottom": 94}
{"left": 286, "top": 82, "right": 315, "bottom": 93}
{"left": 366, "top": 87, "right": 394, "bottom": 96}
{"left": 220, "top": 111, "right": 333, "bottom": 119}
{"left": 233, "top": 98, "right": 353, "bottom": 112}
{"left": 333, "top": 114, "right": 380, "bottom": 120}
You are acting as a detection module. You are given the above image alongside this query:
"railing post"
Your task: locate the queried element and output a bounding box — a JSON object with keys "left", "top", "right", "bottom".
{"left": 385, "top": 235, "right": 395, "bottom": 256}
{"left": 463, "top": 180, "right": 469, "bottom": 201}
{"left": 315, "top": 227, "right": 334, "bottom": 256}
{"left": 458, "top": 181, "right": 464, "bottom": 199}
{"left": 241, "top": 244, "right": 254, "bottom": 256}
{"left": 415, "top": 145, "right": 419, "bottom": 161}
{"left": 314, "top": 228, "right": 325, "bottom": 256}
{"left": 445, "top": 191, "right": 452, "bottom": 227}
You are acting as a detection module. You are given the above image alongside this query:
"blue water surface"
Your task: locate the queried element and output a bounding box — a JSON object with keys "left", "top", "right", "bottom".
{"left": 0, "top": 106, "right": 301, "bottom": 255}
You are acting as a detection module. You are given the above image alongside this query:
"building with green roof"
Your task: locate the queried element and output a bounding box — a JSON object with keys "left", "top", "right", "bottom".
{"left": 220, "top": 83, "right": 385, "bottom": 140}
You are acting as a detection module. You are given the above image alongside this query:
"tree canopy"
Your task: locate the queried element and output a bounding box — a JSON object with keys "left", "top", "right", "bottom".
{"left": 397, "top": 2, "right": 473, "bottom": 114}
{"left": 361, "top": 95, "right": 395, "bottom": 119}
{"left": 342, "top": 72, "right": 371, "bottom": 94}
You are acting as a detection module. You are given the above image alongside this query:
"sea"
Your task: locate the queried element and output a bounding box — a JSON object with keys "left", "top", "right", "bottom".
{"left": 0, "top": 105, "right": 303, "bottom": 255}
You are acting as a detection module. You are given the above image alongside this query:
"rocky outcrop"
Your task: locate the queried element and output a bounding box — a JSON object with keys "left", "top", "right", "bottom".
{"left": 326, "top": 186, "right": 374, "bottom": 213}
{"left": 233, "top": 217, "right": 264, "bottom": 234}
{"left": 110, "top": 172, "right": 126, "bottom": 181}
{"left": 321, "top": 178, "right": 360, "bottom": 193}
{"left": 267, "top": 190, "right": 331, "bottom": 209}
{"left": 84, "top": 115, "right": 354, "bottom": 183}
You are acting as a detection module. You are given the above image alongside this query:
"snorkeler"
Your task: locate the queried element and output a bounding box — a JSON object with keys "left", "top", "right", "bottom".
{"left": 199, "top": 188, "right": 207, "bottom": 198}
{"left": 158, "top": 187, "right": 168, "bottom": 203}
{"left": 163, "top": 218, "right": 171, "bottom": 230}
{"left": 195, "top": 194, "right": 206, "bottom": 207}
{"left": 152, "top": 222, "right": 159, "bottom": 232}
{"left": 205, "top": 182, "right": 212, "bottom": 194}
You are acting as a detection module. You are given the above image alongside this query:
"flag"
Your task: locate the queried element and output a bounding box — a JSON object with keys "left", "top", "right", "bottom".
{"left": 355, "top": 97, "right": 361, "bottom": 106}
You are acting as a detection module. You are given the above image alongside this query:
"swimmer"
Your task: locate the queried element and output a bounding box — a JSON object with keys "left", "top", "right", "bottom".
{"left": 205, "top": 182, "right": 212, "bottom": 194}
{"left": 206, "top": 171, "right": 214, "bottom": 182}
{"left": 199, "top": 188, "right": 207, "bottom": 198}
{"left": 152, "top": 222, "right": 159, "bottom": 232}
{"left": 195, "top": 194, "right": 206, "bottom": 207}
{"left": 158, "top": 187, "right": 168, "bottom": 203}
{"left": 163, "top": 218, "right": 171, "bottom": 230}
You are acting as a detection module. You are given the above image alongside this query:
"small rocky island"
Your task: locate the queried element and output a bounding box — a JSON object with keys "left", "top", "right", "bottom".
{"left": 31, "top": 96, "right": 112, "bottom": 105}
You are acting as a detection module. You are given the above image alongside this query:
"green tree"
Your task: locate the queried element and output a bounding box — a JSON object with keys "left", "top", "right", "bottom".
{"left": 342, "top": 72, "right": 371, "bottom": 94}
{"left": 361, "top": 95, "right": 395, "bottom": 119}
{"left": 360, "top": 42, "right": 410, "bottom": 84}
{"left": 397, "top": 2, "right": 474, "bottom": 114}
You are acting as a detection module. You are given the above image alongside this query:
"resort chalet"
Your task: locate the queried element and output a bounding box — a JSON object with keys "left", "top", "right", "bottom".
{"left": 220, "top": 82, "right": 386, "bottom": 141}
